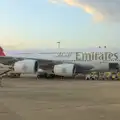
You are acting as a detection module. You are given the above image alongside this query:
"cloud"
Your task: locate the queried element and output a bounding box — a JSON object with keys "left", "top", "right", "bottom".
{"left": 50, "top": 0, "right": 120, "bottom": 21}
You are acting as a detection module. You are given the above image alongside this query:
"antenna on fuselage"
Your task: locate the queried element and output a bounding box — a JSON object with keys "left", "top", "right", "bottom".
{"left": 98, "top": 46, "right": 106, "bottom": 48}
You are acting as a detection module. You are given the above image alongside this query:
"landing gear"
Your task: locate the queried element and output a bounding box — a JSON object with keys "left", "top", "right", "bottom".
{"left": 16, "top": 73, "right": 21, "bottom": 78}
{"left": 44, "top": 73, "right": 55, "bottom": 79}
{"left": 37, "top": 73, "right": 55, "bottom": 79}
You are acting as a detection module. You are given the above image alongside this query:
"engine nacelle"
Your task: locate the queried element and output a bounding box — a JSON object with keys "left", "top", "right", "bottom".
{"left": 53, "top": 64, "right": 76, "bottom": 77}
{"left": 14, "top": 60, "right": 39, "bottom": 74}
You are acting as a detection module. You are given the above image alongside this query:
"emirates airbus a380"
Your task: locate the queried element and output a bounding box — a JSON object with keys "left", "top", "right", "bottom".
{"left": 0, "top": 47, "right": 120, "bottom": 78}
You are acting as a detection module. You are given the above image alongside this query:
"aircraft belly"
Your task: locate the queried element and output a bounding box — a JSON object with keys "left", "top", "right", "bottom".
{"left": 91, "top": 62, "right": 109, "bottom": 72}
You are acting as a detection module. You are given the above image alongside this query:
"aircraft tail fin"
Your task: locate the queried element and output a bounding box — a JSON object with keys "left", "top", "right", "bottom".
{"left": 0, "top": 47, "right": 6, "bottom": 56}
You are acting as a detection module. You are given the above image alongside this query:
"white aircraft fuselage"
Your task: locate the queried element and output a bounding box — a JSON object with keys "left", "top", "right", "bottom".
{"left": 5, "top": 48, "right": 120, "bottom": 73}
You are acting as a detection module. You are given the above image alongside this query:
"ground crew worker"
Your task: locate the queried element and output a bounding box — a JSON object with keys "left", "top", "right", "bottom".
{"left": 112, "top": 74, "right": 115, "bottom": 80}
{"left": 106, "top": 72, "right": 110, "bottom": 80}
{"left": 0, "top": 76, "right": 3, "bottom": 87}
{"left": 117, "top": 72, "right": 120, "bottom": 80}
{"left": 36, "top": 74, "right": 40, "bottom": 80}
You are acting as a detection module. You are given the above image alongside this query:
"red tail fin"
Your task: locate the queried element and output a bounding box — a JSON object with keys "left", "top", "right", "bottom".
{"left": 0, "top": 47, "right": 5, "bottom": 56}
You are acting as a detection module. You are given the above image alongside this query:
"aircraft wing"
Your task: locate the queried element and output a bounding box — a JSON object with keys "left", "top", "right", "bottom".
{"left": 0, "top": 56, "right": 23, "bottom": 65}
{"left": 0, "top": 56, "right": 55, "bottom": 65}
{"left": 0, "top": 56, "right": 93, "bottom": 72}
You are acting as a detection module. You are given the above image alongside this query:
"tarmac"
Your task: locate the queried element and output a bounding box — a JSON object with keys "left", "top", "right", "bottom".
{"left": 1, "top": 75, "right": 120, "bottom": 120}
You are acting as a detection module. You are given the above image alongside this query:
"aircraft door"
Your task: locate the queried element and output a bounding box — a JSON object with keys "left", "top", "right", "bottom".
{"left": 109, "top": 63, "right": 119, "bottom": 71}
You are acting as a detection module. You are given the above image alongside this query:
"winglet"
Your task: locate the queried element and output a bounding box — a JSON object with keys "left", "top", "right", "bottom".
{"left": 0, "top": 46, "right": 5, "bottom": 56}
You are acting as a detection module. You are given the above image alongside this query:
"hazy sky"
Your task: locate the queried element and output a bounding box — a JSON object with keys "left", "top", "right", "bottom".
{"left": 0, "top": 0, "right": 120, "bottom": 50}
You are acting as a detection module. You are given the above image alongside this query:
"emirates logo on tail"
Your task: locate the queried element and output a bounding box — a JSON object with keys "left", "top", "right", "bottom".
{"left": 0, "top": 47, "right": 5, "bottom": 56}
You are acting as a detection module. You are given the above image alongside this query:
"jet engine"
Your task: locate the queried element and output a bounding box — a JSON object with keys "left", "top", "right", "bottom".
{"left": 53, "top": 64, "right": 76, "bottom": 77}
{"left": 14, "top": 60, "right": 39, "bottom": 74}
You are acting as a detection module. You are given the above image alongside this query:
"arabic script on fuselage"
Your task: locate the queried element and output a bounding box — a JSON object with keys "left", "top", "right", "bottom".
{"left": 55, "top": 52, "right": 72, "bottom": 57}
{"left": 76, "top": 52, "right": 119, "bottom": 61}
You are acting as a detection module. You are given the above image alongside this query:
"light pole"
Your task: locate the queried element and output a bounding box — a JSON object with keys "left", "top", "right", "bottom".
{"left": 57, "top": 42, "right": 60, "bottom": 48}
